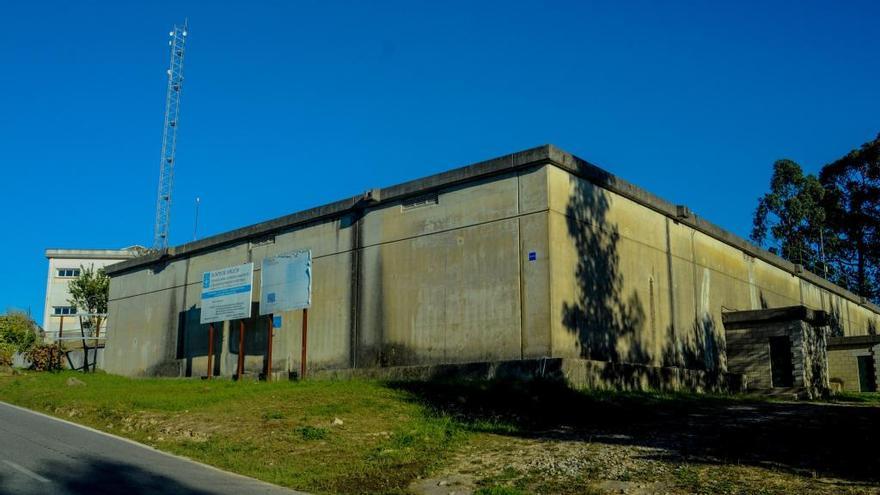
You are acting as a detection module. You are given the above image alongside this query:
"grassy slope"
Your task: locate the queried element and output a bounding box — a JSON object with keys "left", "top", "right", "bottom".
{"left": 0, "top": 371, "right": 462, "bottom": 494}
{"left": 1, "top": 371, "right": 878, "bottom": 495}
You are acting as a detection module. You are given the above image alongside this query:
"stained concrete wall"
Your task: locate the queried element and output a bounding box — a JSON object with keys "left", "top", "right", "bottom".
{"left": 104, "top": 166, "right": 551, "bottom": 377}
{"left": 828, "top": 347, "right": 867, "bottom": 392}
{"left": 103, "top": 145, "right": 880, "bottom": 379}
{"left": 827, "top": 344, "right": 880, "bottom": 393}
{"left": 546, "top": 163, "right": 880, "bottom": 374}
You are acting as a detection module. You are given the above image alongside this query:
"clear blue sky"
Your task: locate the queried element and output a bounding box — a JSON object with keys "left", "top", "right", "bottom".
{"left": 3, "top": 1, "right": 878, "bottom": 325}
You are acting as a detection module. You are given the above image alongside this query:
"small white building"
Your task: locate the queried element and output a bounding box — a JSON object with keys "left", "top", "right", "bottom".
{"left": 43, "top": 247, "right": 145, "bottom": 340}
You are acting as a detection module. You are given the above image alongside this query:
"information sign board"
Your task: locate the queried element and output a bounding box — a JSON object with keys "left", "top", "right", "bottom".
{"left": 200, "top": 263, "right": 254, "bottom": 324}
{"left": 260, "top": 250, "right": 311, "bottom": 315}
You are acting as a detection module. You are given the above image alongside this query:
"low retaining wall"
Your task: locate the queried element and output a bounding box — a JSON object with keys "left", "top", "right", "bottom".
{"left": 312, "top": 358, "right": 747, "bottom": 394}
{"left": 11, "top": 349, "right": 104, "bottom": 371}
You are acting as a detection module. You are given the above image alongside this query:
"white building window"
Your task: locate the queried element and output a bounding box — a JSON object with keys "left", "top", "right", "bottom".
{"left": 57, "top": 268, "right": 81, "bottom": 278}
{"left": 53, "top": 306, "right": 77, "bottom": 316}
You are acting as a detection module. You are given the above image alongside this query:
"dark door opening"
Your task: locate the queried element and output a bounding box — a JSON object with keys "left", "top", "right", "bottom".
{"left": 858, "top": 356, "right": 877, "bottom": 392}
{"left": 769, "top": 336, "right": 794, "bottom": 388}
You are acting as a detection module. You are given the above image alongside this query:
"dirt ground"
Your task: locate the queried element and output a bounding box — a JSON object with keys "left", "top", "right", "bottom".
{"left": 397, "top": 380, "right": 880, "bottom": 495}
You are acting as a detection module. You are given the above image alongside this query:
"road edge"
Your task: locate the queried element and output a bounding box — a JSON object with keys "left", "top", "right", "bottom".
{"left": 0, "top": 400, "right": 305, "bottom": 494}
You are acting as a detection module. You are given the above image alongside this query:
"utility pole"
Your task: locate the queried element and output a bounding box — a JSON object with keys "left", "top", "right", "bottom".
{"left": 153, "top": 20, "right": 188, "bottom": 249}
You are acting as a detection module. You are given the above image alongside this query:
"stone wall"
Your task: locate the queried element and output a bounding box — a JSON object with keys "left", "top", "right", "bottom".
{"left": 791, "top": 321, "right": 829, "bottom": 399}
{"left": 725, "top": 324, "right": 783, "bottom": 391}
{"left": 722, "top": 307, "right": 830, "bottom": 398}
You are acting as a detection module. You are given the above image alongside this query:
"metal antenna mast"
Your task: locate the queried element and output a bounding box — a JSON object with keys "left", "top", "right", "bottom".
{"left": 153, "top": 20, "right": 188, "bottom": 249}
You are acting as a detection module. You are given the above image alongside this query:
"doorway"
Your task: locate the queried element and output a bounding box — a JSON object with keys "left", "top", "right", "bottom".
{"left": 858, "top": 356, "right": 877, "bottom": 392}
{"left": 769, "top": 336, "right": 794, "bottom": 388}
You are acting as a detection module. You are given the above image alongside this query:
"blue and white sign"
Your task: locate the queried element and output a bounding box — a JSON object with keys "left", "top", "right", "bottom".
{"left": 260, "top": 250, "right": 311, "bottom": 315}
{"left": 200, "top": 262, "right": 254, "bottom": 324}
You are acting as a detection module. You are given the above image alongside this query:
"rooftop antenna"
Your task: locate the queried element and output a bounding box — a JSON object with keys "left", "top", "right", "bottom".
{"left": 152, "top": 20, "right": 188, "bottom": 249}
{"left": 193, "top": 196, "right": 200, "bottom": 241}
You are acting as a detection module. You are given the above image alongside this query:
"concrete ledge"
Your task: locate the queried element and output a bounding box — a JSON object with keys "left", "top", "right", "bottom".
{"left": 311, "top": 358, "right": 747, "bottom": 394}
{"left": 827, "top": 334, "right": 880, "bottom": 348}
{"left": 721, "top": 305, "right": 830, "bottom": 330}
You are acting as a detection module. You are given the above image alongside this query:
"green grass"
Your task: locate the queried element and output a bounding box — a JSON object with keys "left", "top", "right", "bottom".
{"left": 1, "top": 372, "right": 877, "bottom": 495}
{"left": 473, "top": 487, "right": 530, "bottom": 495}
{"left": 296, "top": 425, "right": 329, "bottom": 440}
{"left": 0, "top": 371, "right": 464, "bottom": 494}
{"left": 833, "top": 391, "right": 880, "bottom": 404}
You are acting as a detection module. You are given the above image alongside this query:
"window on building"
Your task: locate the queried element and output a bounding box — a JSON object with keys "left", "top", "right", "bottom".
{"left": 56, "top": 268, "right": 81, "bottom": 278}
{"left": 53, "top": 306, "right": 77, "bottom": 316}
{"left": 401, "top": 192, "right": 439, "bottom": 211}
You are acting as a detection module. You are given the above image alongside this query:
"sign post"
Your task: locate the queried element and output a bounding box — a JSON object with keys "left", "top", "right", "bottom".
{"left": 200, "top": 262, "right": 254, "bottom": 381}
{"left": 260, "top": 250, "right": 311, "bottom": 380}
{"left": 265, "top": 314, "right": 273, "bottom": 381}
{"left": 301, "top": 308, "right": 309, "bottom": 379}
{"left": 207, "top": 323, "right": 214, "bottom": 379}
{"left": 238, "top": 320, "right": 245, "bottom": 380}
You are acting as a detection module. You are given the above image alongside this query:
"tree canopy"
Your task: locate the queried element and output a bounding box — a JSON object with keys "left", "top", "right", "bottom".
{"left": 752, "top": 134, "right": 880, "bottom": 303}
{"left": 67, "top": 265, "right": 110, "bottom": 336}
{"left": 0, "top": 311, "right": 39, "bottom": 352}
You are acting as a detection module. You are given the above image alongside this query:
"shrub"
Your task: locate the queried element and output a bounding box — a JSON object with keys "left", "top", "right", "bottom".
{"left": 0, "top": 342, "right": 15, "bottom": 367}
{"left": 0, "top": 312, "right": 38, "bottom": 353}
{"left": 296, "top": 425, "right": 328, "bottom": 440}
{"left": 26, "top": 344, "right": 65, "bottom": 372}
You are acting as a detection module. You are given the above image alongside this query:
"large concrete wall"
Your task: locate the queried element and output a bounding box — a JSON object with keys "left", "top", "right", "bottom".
{"left": 546, "top": 163, "right": 880, "bottom": 373}
{"left": 104, "top": 145, "right": 880, "bottom": 378}
{"left": 104, "top": 165, "right": 551, "bottom": 377}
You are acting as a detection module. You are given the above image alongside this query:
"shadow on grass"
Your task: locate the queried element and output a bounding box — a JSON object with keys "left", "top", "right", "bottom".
{"left": 389, "top": 378, "right": 880, "bottom": 483}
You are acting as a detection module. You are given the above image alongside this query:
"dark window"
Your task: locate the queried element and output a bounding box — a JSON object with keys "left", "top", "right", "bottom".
{"left": 56, "top": 268, "right": 81, "bottom": 277}
{"left": 401, "top": 192, "right": 439, "bottom": 211}
{"left": 53, "top": 306, "right": 77, "bottom": 316}
{"left": 769, "top": 336, "right": 794, "bottom": 388}
{"left": 858, "top": 356, "right": 877, "bottom": 393}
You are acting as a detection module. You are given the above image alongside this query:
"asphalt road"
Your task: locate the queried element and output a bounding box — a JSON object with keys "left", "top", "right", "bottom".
{"left": 0, "top": 401, "right": 305, "bottom": 495}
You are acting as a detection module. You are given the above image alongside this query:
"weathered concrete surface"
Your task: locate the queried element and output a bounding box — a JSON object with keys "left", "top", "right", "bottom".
{"left": 105, "top": 165, "right": 551, "bottom": 377}
{"left": 311, "top": 357, "right": 746, "bottom": 394}
{"left": 827, "top": 335, "right": 880, "bottom": 392}
{"left": 103, "top": 145, "right": 880, "bottom": 387}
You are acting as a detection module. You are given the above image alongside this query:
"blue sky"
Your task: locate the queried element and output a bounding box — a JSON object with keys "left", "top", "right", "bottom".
{"left": 3, "top": 1, "right": 878, "bottom": 325}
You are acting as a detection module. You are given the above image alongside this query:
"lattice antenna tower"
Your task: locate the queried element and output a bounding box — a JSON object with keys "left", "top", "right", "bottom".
{"left": 153, "top": 20, "right": 188, "bottom": 249}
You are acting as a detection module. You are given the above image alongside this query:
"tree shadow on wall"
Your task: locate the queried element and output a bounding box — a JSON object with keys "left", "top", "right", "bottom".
{"left": 561, "top": 173, "right": 724, "bottom": 376}
{"left": 659, "top": 316, "right": 723, "bottom": 374}
{"left": 828, "top": 306, "right": 845, "bottom": 337}
{"left": 561, "top": 172, "right": 648, "bottom": 365}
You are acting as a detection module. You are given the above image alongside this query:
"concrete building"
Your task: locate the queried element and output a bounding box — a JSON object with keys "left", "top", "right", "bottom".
{"left": 723, "top": 306, "right": 830, "bottom": 398}
{"left": 827, "top": 335, "right": 880, "bottom": 393}
{"left": 102, "top": 146, "right": 880, "bottom": 390}
{"left": 43, "top": 247, "right": 145, "bottom": 340}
